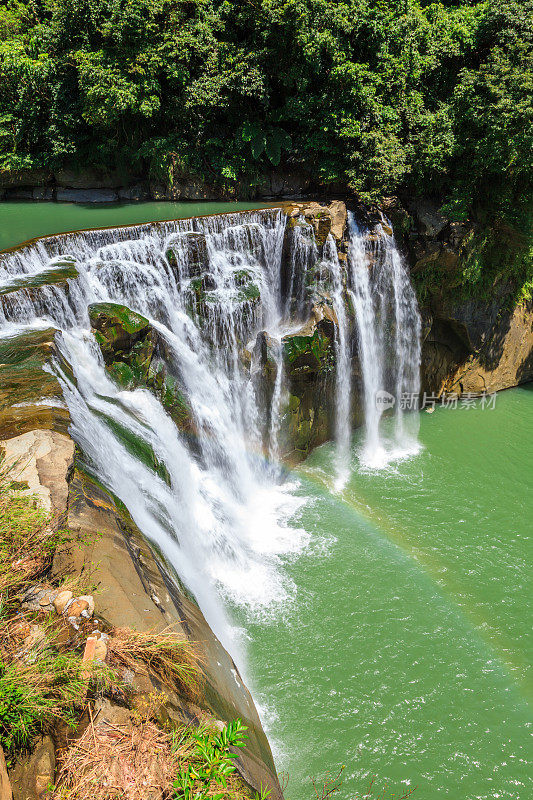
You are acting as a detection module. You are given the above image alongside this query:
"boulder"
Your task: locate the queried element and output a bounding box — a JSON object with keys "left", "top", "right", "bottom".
{"left": 166, "top": 231, "right": 209, "bottom": 278}
{"left": 89, "top": 303, "right": 153, "bottom": 364}
{"left": 282, "top": 201, "right": 348, "bottom": 248}
{"left": 89, "top": 303, "right": 194, "bottom": 432}
{"left": 53, "top": 590, "right": 73, "bottom": 614}
{"left": 0, "top": 431, "right": 73, "bottom": 514}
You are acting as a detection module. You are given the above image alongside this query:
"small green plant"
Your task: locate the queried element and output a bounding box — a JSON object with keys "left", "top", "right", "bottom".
{"left": 0, "top": 653, "right": 103, "bottom": 764}
{"left": 172, "top": 719, "right": 252, "bottom": 800}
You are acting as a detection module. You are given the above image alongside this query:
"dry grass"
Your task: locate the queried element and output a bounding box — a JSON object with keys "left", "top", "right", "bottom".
{"left": 0, "top": 461, "right": 55, "bottom": 604}
{"left": 54, "top": 717, "right": 178, "bottom": 800}
{"left": 108, "top": 626, "right": 201, "bottom": 701}
{"left": 54, "top": 715, "right": 251, "bottom": 800}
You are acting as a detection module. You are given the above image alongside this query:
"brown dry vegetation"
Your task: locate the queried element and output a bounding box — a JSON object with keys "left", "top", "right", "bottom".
{"left": 108, "top": 626, "right": 201, "bottom": 702}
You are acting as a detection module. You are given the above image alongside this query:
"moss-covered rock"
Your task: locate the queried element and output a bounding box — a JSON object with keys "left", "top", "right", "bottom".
{"left": 89, "top": 302, "right": 194, "bottom": 432}
{"left": 89, "top": 302, "right": 153, "bottom": 364}
{"left": 0, "top": 259, "right": 78, "bottom": 298}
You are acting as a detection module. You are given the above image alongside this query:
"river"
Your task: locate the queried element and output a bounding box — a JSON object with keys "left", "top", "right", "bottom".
{"left": 0, "top": 200, "right": 271, "bottom": 252}
{"left": 236, "top": 387, "right": 532, "bottom": 800}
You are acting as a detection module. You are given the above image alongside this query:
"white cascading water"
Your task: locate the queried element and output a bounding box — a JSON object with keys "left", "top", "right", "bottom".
{"left": 322, "top": 236, "right": 352, "bottom": 488}
{"left": 0, "top": 211, "right": 309, "bottom": 658}
{"left": 0, "top": 208, "right": 422, "bottom": 662}
{"left": 347, "top": 211, "right": 421, "bottom": 469}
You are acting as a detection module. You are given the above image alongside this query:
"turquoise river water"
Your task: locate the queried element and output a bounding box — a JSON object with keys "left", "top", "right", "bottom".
{"left": 0, "top": 200, "right": 270, "bottom": 251}
{"left": 235, "top": 388, "right": 532, "bottom": 800}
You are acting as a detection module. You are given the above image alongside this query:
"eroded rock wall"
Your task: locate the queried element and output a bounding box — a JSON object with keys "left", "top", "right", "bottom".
{"left": 384, "top": 196, "right": 533, "bottom": 396}
{"left": 0, "top": 429, "right": 282, "bottom": 800}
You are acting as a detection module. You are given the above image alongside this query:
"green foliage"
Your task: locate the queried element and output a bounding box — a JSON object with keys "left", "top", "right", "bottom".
{"left": 0, "top": 651, "right": 113, "bottom": 765}
{"left": 0, "top": 0, "right": 530, "bottom": 239}
{"left": 172, "top": 719, "right": 252, "bottom": 800}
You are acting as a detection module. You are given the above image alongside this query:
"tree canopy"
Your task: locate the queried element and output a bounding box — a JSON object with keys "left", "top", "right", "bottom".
{"left": 0, "top": 0, "right": 531, "bottom": 223}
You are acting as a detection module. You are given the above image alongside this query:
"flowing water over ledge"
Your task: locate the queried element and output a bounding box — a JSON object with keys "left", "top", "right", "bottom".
{"left": 0, "top": 200, "right": 272, "bottom": 252}
{"left": 1, "top": 204, "right": 530, "bottom": 799}
{"left": 237, "top": 387, "right": 532, "bottom": 800}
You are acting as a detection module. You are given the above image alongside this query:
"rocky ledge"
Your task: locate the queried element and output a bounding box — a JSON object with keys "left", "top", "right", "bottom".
{"left": 0, "top": 429, "right": 282, "bottom": 800}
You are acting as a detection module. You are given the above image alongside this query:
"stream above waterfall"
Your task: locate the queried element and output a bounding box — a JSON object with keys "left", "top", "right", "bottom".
{"left": 0, "top": 200, "right": 272, "bottom": 252}
{"left": 237, "top": 387, "right": 532, "bottom": 800}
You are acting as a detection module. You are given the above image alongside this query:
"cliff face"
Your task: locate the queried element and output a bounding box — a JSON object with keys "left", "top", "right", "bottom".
{"left": 382, "top": 196, "right": 533, "bottom": 397}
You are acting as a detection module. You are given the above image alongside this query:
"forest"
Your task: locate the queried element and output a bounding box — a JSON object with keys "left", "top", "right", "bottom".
{"left": 0, "top": 0, "right": 531, "bottom": 226}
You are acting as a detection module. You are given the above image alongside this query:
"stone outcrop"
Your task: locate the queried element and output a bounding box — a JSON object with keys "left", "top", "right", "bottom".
{"left": 282, "top": 199, "right": 347, "bottom": 248}
{"left": 421, "top": 296, "right": 533, "bottom": 396}
{"left": 0, "top": 168, "right": 317, "bottom": 203}
{"left": 383, "top": 196, "right": 533, "bottom": 396}
{"left": 0, "top": 328, "right": 70, "bottom": 440}
{"left": 89, "top": 302, "right": 194, "bottom": 433}
{"left": 0, "top": 260, "right": 77, "bottom": 299}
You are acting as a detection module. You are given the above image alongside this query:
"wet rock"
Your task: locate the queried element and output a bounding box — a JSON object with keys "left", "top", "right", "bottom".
{"left": 0, "top": 261, "right": 77, "bottom": 298}
{"left": 89, "top": 303, "right": 153, "bottom": 362}
{"left": 165, "top": 231, "right": 209, "bottom": 278}
{"left": 0, "top": 329, "right": 70, "bottom": 440}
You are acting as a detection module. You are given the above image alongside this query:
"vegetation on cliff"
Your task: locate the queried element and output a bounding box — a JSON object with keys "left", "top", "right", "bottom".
{"left": 0, "top": 0, "right": 530, "bottom": 218}
{"left": 0, "top": 458, "right": 256, "bottom": 799}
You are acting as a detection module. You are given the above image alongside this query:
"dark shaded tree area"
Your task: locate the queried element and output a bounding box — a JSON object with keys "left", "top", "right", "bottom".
{"left": 0, "top": 0, "right": 531, "bottom": 223}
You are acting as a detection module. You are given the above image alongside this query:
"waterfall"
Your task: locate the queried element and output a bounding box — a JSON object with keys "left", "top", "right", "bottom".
{"left": 0, "top": 211, "right": 309, "bottom": 657}
{"left": 347, "top": 212, "right": 421, "bottom": 469}
{"left": 323, "top": 236, "right": 351, "bottom": 488}
{"left": 0, "top": 205, "right": 422, "bottom": 661}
